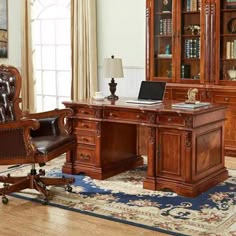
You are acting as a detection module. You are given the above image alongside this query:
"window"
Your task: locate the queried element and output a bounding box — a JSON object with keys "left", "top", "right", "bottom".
{"left": 31, "top": 0, "right": 71, "bottom": 112}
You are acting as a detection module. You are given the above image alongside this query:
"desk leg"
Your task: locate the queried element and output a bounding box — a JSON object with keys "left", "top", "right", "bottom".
{"left": 143, "top": 127, "right": 156, "bottom": 190}
{"left": 62, "top": 149, "right": 75, "bottom": 174}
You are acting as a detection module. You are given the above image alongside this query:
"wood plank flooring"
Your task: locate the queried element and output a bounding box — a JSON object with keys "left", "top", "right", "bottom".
{"left": 0, "top": 197, "right": 165, "bottom": 236}
{"left": 0, "top": 157, "right": 235, "bottom": 236}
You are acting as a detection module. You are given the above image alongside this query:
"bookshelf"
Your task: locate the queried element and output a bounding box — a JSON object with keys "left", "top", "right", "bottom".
{"left": 153, "top": 6, "right": 173, "bottom": 79}
{"left": 145, "top": 0, "right": 236, "bottom": 157}
{"left": 148, "top": 0, "right": 203, "bottom": 82}
{"left": 219, "top": 1, "right": 236, "bottom": 81}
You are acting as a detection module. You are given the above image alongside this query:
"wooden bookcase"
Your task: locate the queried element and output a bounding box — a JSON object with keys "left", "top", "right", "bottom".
{"left": 145, "top": 0, "right": 236, "bottom": 157}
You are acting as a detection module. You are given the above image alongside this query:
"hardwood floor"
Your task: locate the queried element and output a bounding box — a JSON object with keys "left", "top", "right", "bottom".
{"left": 0, "top": 157, "right": 235, "bottom": 236}
{"left": 225, "top": 156, "right": 236, "bottom": 169}
{"left": 0, "top": 197, "right": 165, "bottom": 236}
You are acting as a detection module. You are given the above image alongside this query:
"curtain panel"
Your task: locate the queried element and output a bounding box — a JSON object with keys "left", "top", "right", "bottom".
{"left": 71, "top": 0, "right": 98, "bottom": 100}
{"left": 21, "top": 0, "right": 36, "bottom": 112}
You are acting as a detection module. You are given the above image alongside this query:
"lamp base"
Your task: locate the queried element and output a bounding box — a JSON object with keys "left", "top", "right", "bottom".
{"left": 108, "top": 78, "right": 119, "bottom": 100}
{"left": 107, "top": 94, "right": 119, "bottom": 100}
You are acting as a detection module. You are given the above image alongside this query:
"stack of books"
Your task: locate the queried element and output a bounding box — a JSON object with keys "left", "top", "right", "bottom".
{"left": 172, "top": 102, "right": 210, "bottom": 109}
{"left": 159, "top": 18, "right": 172, "bottom": 35}
{"left": 186, "top": 0, "right": 201, "bottom": 11}
{"left": 185, "top": 39, "right": 200, "bottom": 58}
{"left": 226, "top": 0, "right": 236, "bottom": 9}
{"left": 226, "top": 40, "right": 236, "bottom": 59}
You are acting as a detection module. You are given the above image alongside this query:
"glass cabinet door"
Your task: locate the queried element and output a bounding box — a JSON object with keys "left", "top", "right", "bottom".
{"left": 179, "top": 0, "right": 201, "bottom": 82}
{"left": 219, "top": 0, "right": 236, "bottom": 83}
{"left": 151, "top": 0, "right": 202, "bottom": 82}
{"left": 153, "top": 0, "right": 174, "bottom": 80}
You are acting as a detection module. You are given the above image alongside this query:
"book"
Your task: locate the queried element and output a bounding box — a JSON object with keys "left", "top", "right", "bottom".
{"left": 226, "top": 41, "right": 231, "bottom": 59}
{"left": 191, "top": 0, "right": 197, "bottom": 11}
{"left": 172, "top": 102, "right": 210, "bottom": 109}
{"left": 234, "top": 40, "right": 236, "bottom": 58}
{"left": 181, "top": 64, "right": 190, "bottom": 78}
{"left": 186, "top": 0, "right": 191, "bottom": 11}
{"left": 197, "top": 0, "right": 201, "bottom": 10}
{"left": 231, "top": 41, "right": 234, "bottom": 59}
{"left": 226, "top": 0, "right": 236, "bottom": 9}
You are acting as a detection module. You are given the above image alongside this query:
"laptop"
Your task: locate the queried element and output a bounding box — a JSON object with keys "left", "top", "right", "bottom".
{"left": 126, "top": 81, "right": 166, "bottom": 104}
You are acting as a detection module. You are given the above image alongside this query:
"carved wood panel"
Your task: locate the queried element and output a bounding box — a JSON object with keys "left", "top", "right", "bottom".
{"left": 195, "top": 127, "right": 222, "bottom": 178}
{"left": 224, "top": 108, "right": 236, "bottom": 146}
{"left": 156, "top": 128, "right": 184, "bottom": 179}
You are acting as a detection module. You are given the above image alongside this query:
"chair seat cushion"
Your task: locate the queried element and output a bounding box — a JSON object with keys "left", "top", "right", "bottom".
{"left": 32, "top": 135, "right": 76, "bottom": 155}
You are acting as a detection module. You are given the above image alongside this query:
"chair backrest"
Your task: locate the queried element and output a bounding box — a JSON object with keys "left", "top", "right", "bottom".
{"left": 0, "top": 65, "right": 22, "bottom": 122}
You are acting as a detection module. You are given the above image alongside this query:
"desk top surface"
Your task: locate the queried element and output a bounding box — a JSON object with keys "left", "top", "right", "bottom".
{"left": 63, "top": 98, "right": 226, "bottom": 115}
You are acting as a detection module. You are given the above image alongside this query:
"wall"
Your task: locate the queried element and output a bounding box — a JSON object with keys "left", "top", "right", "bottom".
{"left": 97, "top": 0, "right": 146, "bottom": 97}
{"left": 0, "top": 0, "right": 21, "bottom": 67}
{"left": 97, "top": 0, "right": 146, "bottom": 66}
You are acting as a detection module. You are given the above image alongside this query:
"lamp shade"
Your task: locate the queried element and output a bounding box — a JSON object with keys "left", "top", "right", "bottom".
{"left": 103, "top": 57, "right": 124, "bottom": 78}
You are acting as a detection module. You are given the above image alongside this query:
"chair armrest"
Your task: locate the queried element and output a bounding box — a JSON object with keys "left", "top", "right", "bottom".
{"left": 0, "top": 118, "right": 40, "bottom": 130}
{"left": 24, "top": 108, "right": 73, "bottom": 135}
{"left": 0, "top": 119, "right": 40, "bottom": 160}
{"left": 30, "top": 117, "right": 60, "bottom": 137}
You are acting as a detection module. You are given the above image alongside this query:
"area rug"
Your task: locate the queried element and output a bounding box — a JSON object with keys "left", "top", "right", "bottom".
{"left": 1, "top": 157, "right": 236, "bottom": 236}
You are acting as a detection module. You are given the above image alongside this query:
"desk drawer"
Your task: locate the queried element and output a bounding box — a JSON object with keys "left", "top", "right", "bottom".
{"left": 76, "top": 120, "right": 97, "bottom": 131}
{"left": 77, "top": 146, "right": 95, "bottom": 164}
{"left": 76, "top": 107, "right": 95, "bottom": 117}
{"left": 104, "top": 110, "right": 148, "bottom": 123}
{"left": 77, "top": 133, "right": 95, "bottom": 145}
{"left": 158, "top": 115, "right": 185, "bottom": 126}
{"left": 212, "top": 92, "right": 236, "bottom": 106}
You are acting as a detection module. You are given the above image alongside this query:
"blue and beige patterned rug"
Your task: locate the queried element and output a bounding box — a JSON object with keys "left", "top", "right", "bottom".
{"left": 1, "top": 157, "right": 236, "bottom": 236}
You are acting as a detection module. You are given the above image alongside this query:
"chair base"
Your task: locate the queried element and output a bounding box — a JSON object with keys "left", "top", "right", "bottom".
{"left": 0, "top": 168, "right": 75, "bottom": 204}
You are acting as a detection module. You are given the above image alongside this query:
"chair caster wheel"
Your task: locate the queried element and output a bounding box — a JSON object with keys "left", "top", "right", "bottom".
{"left": 65, "top": 185, "right": 73, "bottom": 193}
{"left": 2, "top": 196, "right": 8, "bottom": 204}
{"left": 39, "top": 169, "right": 45, "bottom": 175}
{"left": 3, "top": 183, "right": 9, "bottom": 188}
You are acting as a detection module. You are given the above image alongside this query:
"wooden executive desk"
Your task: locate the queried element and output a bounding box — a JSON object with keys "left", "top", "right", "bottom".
{"left": 62, "top": 98, "right": 228, "bottom": 197}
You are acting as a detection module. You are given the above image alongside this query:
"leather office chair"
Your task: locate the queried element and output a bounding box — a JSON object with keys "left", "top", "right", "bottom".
{"left": 0, "top": 65, "right": 76, "bottom": 204}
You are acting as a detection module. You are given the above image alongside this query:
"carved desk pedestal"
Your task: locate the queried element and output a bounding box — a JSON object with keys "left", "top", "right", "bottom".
{"left": 63, "top": 99, "right": 228, "bottom": 197}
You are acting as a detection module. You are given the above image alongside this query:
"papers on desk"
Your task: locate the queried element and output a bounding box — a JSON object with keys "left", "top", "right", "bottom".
{"left": 172, "top": 102, "right": 211, "bottom": 109}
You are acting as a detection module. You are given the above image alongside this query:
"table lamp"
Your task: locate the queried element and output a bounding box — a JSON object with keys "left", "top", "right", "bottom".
{"left": 103, "top": 55, "right": 124, "bottom": 100}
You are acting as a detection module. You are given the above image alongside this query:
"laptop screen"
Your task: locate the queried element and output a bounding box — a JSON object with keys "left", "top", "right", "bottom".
{"left": 138, "top": 81, "right": 166, "bottom": 100}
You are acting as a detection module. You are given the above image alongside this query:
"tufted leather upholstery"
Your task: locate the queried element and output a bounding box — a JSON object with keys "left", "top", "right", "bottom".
{"left": 30, "top": 117, "right": 60, "bottom": 137}
{"left": 0, "top": 65, "right": 76, "bottom": 204}
{"left": 0, "top": 70, "right": 16, "bottom": 122}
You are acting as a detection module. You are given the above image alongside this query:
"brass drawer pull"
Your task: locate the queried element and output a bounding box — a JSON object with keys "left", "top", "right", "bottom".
{"left": 136, "top": 114, "right": 140, "bottom": 119}
{"left": 79, "top": 153, "right": 90, "bottom": 160}
{"left": 81, "top": 110, "right": 89, "bottom": 114}
{"left": 81, "top": 123, "right": 89, "bottom": 128}
{"left": 224, "top": 97, "right": 230, "bottom": 102}
{"left": 168, "top": 117, "right": 172, "bottom": 122}
{"left": 81, "top": 137, "right": 89, "bottom": 142}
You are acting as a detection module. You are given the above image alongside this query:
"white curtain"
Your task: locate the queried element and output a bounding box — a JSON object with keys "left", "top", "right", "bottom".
{"left": 71, "top": 0, "right": 98, "bottom": 100}
{"left": 20, "top": 0, "right": 36, "bottom": 112}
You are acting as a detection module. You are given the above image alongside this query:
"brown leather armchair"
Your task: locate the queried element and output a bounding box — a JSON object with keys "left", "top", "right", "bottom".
{"left": 0, "top": 65, "right": 77, "bottom": 204}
